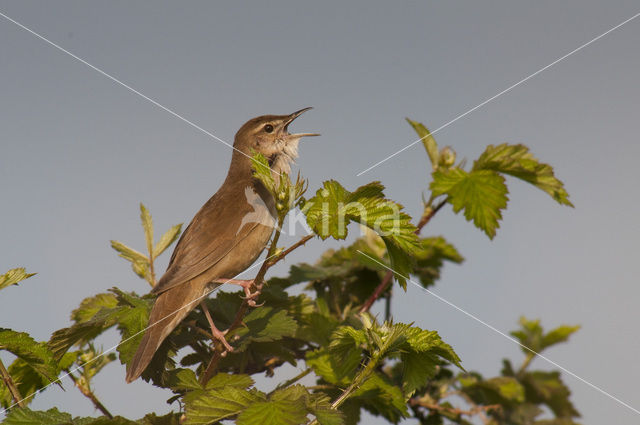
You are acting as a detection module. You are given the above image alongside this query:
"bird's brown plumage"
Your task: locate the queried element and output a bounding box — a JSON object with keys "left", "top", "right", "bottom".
{"left": 125, "top": 108, "right": 317, "bottom": 382}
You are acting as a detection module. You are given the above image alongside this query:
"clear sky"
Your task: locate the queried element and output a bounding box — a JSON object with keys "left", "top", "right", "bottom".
{"left": 1, "top": 1, "right": 639, "bottom": 424}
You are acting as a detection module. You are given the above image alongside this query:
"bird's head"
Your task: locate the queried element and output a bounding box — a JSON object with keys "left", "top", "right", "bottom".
{"left": 234, "top": 107, "right": 319, "bottom": 175}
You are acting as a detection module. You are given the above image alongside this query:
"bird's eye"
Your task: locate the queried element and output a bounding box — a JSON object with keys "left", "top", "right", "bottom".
{"left": 264, "top": 124, "right": 274, "bottom": 133}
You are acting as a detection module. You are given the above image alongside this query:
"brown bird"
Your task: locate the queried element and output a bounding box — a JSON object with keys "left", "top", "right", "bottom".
{"left": 126, "top": 108, "right": 318, "bottom": 383}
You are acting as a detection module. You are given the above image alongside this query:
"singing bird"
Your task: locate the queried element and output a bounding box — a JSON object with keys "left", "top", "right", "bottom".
{"left": 126, "top": 108, "right": 318, "bottom": 383}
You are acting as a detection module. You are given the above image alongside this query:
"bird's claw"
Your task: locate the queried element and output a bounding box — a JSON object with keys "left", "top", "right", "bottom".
{"left": 241, "top": 285, "right": 264, "bottom": 308}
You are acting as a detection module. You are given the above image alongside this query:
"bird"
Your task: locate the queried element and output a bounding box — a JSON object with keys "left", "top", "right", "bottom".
{"left": 125, "top": 108, "right": 318, "bottom": 383}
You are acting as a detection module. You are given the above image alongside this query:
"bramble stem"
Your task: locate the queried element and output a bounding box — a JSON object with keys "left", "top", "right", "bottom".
{"left": 65, "top": 369, "right": 113, "bottom": 418}
{"left": 269, "top": 368, "right": 312, "bottom": 395}
{"left": 517, "top": 352, "right": 536, "bottom": 375}
{"left": 266, "top": 234, "right": 314, "bottom": 268}
{"left": 0, "top": 357, "right": 24, "bottom": 408}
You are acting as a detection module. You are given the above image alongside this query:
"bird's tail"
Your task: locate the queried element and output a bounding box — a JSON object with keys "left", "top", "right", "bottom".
{"left": 125, "top": 284, "right": 204, "bottom": 383}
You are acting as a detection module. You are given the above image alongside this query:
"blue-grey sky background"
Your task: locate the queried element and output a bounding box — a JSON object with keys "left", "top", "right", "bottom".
{"left": 1, "top": 1, "right": 639, "bottom": 423}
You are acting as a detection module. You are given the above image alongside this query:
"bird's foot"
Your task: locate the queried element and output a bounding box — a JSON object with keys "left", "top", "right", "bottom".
{"left": 200, "top": 301, "right": 234, "bottom": 353}
{"left": 214, "top": 278, "right": 264, "bottom": 307}
{"left": 242, "top": 286, "right": 265, "bottom": 308}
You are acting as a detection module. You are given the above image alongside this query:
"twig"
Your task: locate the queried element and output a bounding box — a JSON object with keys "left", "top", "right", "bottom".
{"left": 200, "top": 351, "right": 223, "bottom": 385}
{"left": 450, "top": 390, "right": 500, "bottom": 424}
{"left": 359, "top": 269, "right": 394, "bottom": 314}
{"left": 65, "top": 369, "right": 113, "bottom": 418}
{"left": 416, "top": 198, "right": 447, "bottom": 230}
{"left": 0, "top": 357, "right": 24, "bottom": 408}
{"left": 517, "top": 352, "right": 535, "bottom": 375}
{"left": 359, "top": 198, "right": 447, "bottom": 313}
{"left": 410, "top": 397, "right": 501, "bottom": 418}
{"left": 266, "top": 234, "right": 314, "bottom": 268}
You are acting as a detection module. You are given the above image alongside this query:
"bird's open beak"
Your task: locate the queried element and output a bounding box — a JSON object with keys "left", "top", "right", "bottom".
{"left": 284, "top": 107, "right": 320, "bottom": 138}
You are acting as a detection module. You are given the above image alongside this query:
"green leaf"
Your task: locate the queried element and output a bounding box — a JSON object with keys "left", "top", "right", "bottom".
{"left": 236, "top": 399, "right": 308, "bottom": 425}
{"left": 297, "top": 312, "right": 339, "bottom": 346}
{"left": 139, "top": 413, "right": 182, "bottom": 425}
{"left": 511, "top": 317, "right": 578, "bottom": 355}
{"left": 153, "top": 224, "right": 182, "bottom": 258}
{"left": 166, "top": 368, "right": 202, "bottom": 391}
{"left": 48, "top": 289, "right": 150, "bottom": 363}
{"left": 304, "top": 180, "right": 421, "bottom": 288}
{"left": 75, "top": 344, "right": 116, "bottom": 381}
{"left": 406, "top": 118, "right": 439, "bottom": 169}
{"left": 473, "top": 143, "right": 573, "bottom": 207}
{"left": 71, "top": 293, "right": 119, "bottom": 324}
{"left": 2, "top": 407, "right": 71, "bottom": 425}
{"left": 0, "top": 268, "right": 36, "bottom": 292}
{"left": 511, "top": 317, "right": 544, "bottom": 353}
{"left": 0, "top": 328, "right": 59, "bottom": 383}
{"left": 250, "top": 151, "right": 276, "bottom": 193}
{"left": 140, "top": 203, "right": 154, "bottom": 258}
{"left": 110, "top": 240, "right": 149, "bottom": 280}
{"left": 352, "top": 373, "right": 408, "bottom": 422}
{"left": 233, "top": 307, "right": 298, "bottom": 350}
{"left": 401, "top": 351, "right": 438, "bottom": 395}
{"left": 307, "top": 344, "right": 361, "bottom": 385}
{"left": 486, "top": 377, "right": 526, "bottom": 402}
{"left": 405, "top": 327, "right": 462, "bottom": 368}
{"left": 204, "top": 372, "right": 255, "bottom": 391}
{"left": 109, "top": 241, "right": 148, "bottom": 264}
{"left": 233, "top": 386, "right": 342, "bottom": 425}
{"left": 461, "top": 375, "right": 526, "bottom": 406}
{"left": 49, "top": 307, "right": 121, "bottom": 360}
{"left": 414, "top": 237, "right": 464, "bottom": 288}
{"left": 1, "top": 408, "right": 139, "bottom": 425}
{"left": 184, "top": 387, "right": 265, "bottom": 425}
{"left": 522, "top": 370, "right": 580, "bottom": 418}
{"left": 308, "top": 394, "right": 344, "bottom": 425}
{"left": 400, "top": 326, "right": 463, "bottom": 394}
{"left": 541, "top": 325, "right": 580, "bottom": 350}
{"left": 110, "top": 290, "right": 153, "bottom": 365}
{"left": 431, "top": 168, "right": 508, "bottom": 239}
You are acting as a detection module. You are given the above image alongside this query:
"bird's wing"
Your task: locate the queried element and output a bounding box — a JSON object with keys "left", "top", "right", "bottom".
{"left": 151, "top": 187, "right": 267, "bottom": 295}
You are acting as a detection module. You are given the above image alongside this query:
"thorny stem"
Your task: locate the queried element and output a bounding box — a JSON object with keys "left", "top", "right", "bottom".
{"left": 266, "top": 234, "right": 314, "bottom": 268}
{"left": 359, "top": 198, "right": 448, "bottom": 313}
{"left": 410, "top": 397, "right": 501, "bottom": 421}
{"left": 0, "top": 357, "right": 24, "bottom": 408}
{"left": 450, "top": 390, "right": 501, "bottom": 424}
{"left": 65, "top": 369, "right": 113, "bottom": 418}
{"left": 200, "top": 225, "right": 313, "bottom": 385}
{"left": 269, "top": 368, "right": 312, "bottom": 395}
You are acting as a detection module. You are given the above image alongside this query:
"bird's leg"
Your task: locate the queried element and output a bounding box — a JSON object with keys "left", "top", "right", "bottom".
{"left": 212, "top": 278, "right": 264, "bottom": 307}
{"left": 199, "top": 301, "right": 233, "bottom": 352}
